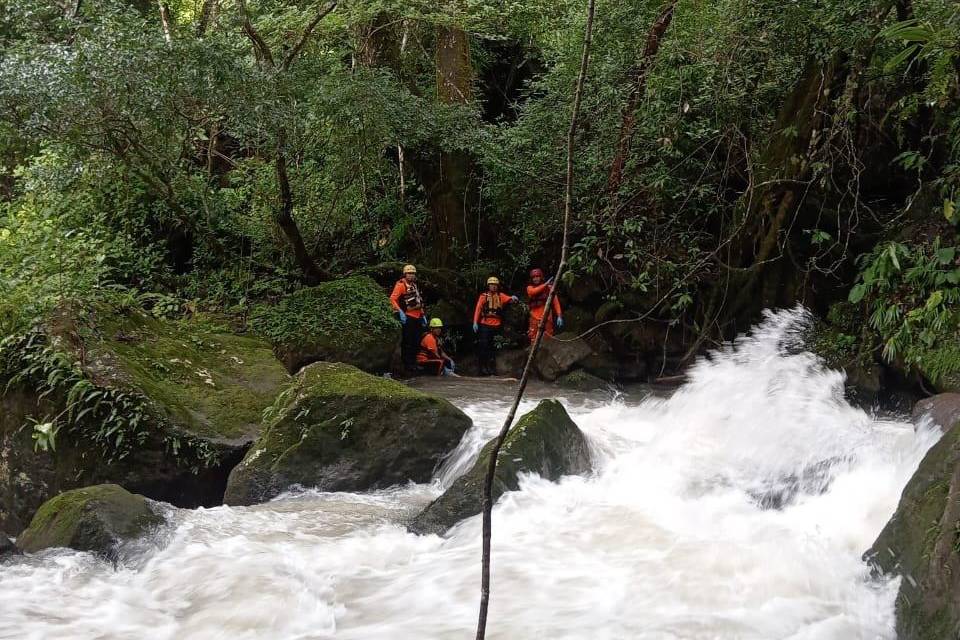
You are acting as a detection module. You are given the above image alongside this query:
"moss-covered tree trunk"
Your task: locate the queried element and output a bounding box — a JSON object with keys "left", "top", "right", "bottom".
{"left": 706, "top": 1, "right": 900, "bottom": 336}
{"left": 429, "top": 25, "right": 475, "bottom": 268}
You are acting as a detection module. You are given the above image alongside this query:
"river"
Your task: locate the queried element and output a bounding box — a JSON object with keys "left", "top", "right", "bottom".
{"left": 0, "top": 308, "right": 941, "bottom": 639}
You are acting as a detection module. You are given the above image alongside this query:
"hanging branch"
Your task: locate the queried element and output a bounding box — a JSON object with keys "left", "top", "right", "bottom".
{"left": 474, "top": 0, "right": 596, "bottom": 638}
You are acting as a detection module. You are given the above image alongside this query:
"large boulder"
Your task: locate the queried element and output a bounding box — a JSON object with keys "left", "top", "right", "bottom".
{"left": 556, "top": 369, "right": 609, "bottom": 392}
{"left": 251, "top": 276, "right": 397, "bottom": 374}
{"left": 224, "top": 362, "right": 472, "bottom": 505}
{"left": 535, "top": 332, "right": 595, "bottom": 381}
{"left": 15, "top": 484, "right": 163, "bottom": 559}
{"left": 914, "top": 394, "right": 960, "bottom": 432}
{"left": 0, "top": 305, "right": 289, "bottom": 534}
{"left": 867, "top": 421, "right": 960, "bottom": 639}
{"left": 409, "top": 399, "right": 591, "bottom": 535}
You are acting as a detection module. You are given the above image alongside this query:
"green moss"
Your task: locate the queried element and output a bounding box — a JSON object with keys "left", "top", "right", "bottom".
{"left": 251, "top": 276, "right": 395, "bottom": 351}
{"left": 88, "top": 312, "right": 289, "bottom": 441}
{"left": 16, "top": 484, "right": 162, "bottom": 554}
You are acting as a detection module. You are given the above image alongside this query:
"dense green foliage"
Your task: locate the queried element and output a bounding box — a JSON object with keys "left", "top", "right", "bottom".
{"left": 0, "top": 0, "right": 958, "bottom": 386}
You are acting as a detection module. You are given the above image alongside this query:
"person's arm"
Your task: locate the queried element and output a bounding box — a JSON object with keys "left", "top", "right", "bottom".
{"left": 389, "top": 282, "right": 404, "bottom": 312}
{"left": 473, "top": 295, "right": 484, "bottom": 325}
{"left": 552, "top": 293, "right": 562, "bottom": 317}
{"left": 504, "top": 293, "right": 519, "bottom": 304}
{"left": 527, "top": 283, "right": 549, "bottom": 298}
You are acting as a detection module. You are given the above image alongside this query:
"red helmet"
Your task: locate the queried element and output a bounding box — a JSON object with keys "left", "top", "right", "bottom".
{"left": 530, "top": 268, "right": 545, "bottom": 279}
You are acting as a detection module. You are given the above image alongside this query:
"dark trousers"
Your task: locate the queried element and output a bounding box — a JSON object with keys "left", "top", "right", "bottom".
{"left": 401, "top": 319, "right": 423, "bottom": 371}
{"left": 477, "top": 324, "right": 500, "bottom": 375}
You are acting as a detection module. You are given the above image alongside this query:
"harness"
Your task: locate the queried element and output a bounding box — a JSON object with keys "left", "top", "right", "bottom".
{"left": 481, "top": 293, "right": 504, "bottom": 319}
{"left": 396, "top": 280, "right": 423, "bottom": 311}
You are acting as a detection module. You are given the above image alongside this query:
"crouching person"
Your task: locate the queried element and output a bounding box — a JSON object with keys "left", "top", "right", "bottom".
{"left": 418, "top": 318, "right": 455, "bottom": 376}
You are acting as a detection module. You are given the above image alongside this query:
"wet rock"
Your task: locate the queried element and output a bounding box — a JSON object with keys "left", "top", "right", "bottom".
{"left": 251, "top": 275, "right": 397, "bottom": 374}
{"left": 555, "top": 369, "right": 609, "bottom": 392}
{"left": 535, "top": 333, "right": 594, "bottom": 381}
{"left": 913, "top": 394, "right": 960, "bottom": 433}
{"left": 16, "top": 484, "right": 163, "bottom": 559}
{"left": 867, "top": 421, "right": 960, "bottom": 639}
{"left": 749, "top": 458, "right": 841, "bottom": 510}
{"left": 224, "top": 362, "right": 472, "bottom": 506}
{"left": 409, "top": 399, "right": 591, "bottom": 536}
{"left": 0, "top": 306, "right": 289, "bottom": 534}
{"left": 0, "top": 531, "right": 17, "bottom": 557}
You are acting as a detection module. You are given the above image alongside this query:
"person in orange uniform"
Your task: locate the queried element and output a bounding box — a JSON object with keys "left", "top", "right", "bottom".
{"left": 418, "top": 318, "right": 455, "bottom": 376}
{"left": 526, "top": 268, "right": 563, "bottom": 343}
{"left": 472, "top": 276, "right": 519, "bottom": 376}
{"left": 390, "top": 264, "right": 427, "bottom": 373}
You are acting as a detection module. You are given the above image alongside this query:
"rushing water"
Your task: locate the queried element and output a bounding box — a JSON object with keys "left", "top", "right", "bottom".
{"left": 0, "top": 308, "right": 942, "bottom": 640}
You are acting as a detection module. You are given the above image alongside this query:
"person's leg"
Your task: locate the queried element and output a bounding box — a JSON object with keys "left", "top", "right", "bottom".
{"left": 478, "top": 325, "right": 494, "bottom": 375}
{"left": 527, "top": 312, "right": 540, "bottom": 344}
{"left": 402, "top": 321, "right": 420, "bottom": 371}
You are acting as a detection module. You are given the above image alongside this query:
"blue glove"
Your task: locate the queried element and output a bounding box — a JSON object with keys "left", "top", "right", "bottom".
{"left": 510, "top": 295, "right": 519, "bottom": 303}
{"left": 473, "top": 323, "right": 479, "bottom": 333}
{"left": 421, "top": 315, "right": 428, "bottom": 327}
{"left": 555, "top": 317, "right": 564, "bottom": 330}
{"left": 398, "top": 310, "right": 407, "bottom": 325}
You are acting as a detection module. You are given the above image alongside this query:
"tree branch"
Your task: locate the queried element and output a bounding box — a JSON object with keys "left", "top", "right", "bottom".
{"left": 282, "top": 1, "right": 338, "bottom": 71}
{"left": 474, "top": 1, "right": 596, "bottom": 638}
{"left": 237, "top": 0, "right": 276, "bottom": 68}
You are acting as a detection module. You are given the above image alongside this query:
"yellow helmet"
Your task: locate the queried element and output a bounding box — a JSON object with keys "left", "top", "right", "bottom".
{"left": 429, "top": 317, "right": 443, "bottom": 328}
{"left": 486, "top": 276, "right": 500, "bottom": 286}
{"left": 402, "top": 264, "right": 417, "bottom": 275}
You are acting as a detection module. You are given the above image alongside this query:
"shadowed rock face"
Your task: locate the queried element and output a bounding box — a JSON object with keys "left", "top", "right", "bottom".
{"left": 0, "top": 307, "right": 289, "bottom": 534}
{"left": 224, "top": 362, "right": 472, "bottom": 506}
{"left": 16, "top": 484, "right": 163, "bottom": 560}
{"left": 914, "top": 393, "right": 960, "bottom": 433}
{"left": 409, "top": 399, "right": 591, "bottom": 536}
{"left": 867, "top": 419, "right": 960, "bottom": 640}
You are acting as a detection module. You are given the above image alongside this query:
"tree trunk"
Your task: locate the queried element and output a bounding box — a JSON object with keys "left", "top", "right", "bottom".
{"left": 606, "top": 0, "right": 677, "bottom": 198}
{"left": 197, "top": 0, "right": 219, "bottom": 37}
{"left": 429, "top": 25, "right": 475, "bottom": 267}
{"left": 275, "top": 131, "right": 332, "bottom": 284}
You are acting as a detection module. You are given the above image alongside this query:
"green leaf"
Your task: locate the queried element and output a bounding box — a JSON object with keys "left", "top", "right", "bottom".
{"left": 945, "top": 199, "right": 957, "bottom": 223}
{"left": 849, "top": 283, "right": 867, "bottom": 303}
{"left": 926, "top": 290, "right": 945, "bottom": 310}
{"left": 936, "top": 246, "right": 956, "bottom": 265}
{"left": 884, "top": 44, "right": 920, "bottom": 72}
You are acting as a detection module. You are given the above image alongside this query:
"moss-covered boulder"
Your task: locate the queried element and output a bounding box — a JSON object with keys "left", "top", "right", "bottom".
{"left": 0, "top": 305, "right": 289, "bottom": 534}
{"left": 251, "top": 276, "right": 397, "bottom": 374}
{"left": 224, "top": 362, "right": 472, "bottom": 505}
{"left": 867, "top": 421, "right": 960, "bottom": 639}
{"left": 556, "top": 369, "right": 609, "bottom": 391}
{"left": 16, "top": 484, "right": 162, "bottom": 559}
{"left": 409, "top": 399, "right": 591, "bottom": 536}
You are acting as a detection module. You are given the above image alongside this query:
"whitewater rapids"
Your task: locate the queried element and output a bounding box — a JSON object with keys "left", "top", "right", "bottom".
{"left": 0, "top": 308, "right": 941, "bottom": 639}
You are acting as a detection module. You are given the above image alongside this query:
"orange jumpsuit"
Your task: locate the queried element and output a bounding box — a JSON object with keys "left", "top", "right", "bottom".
{"left": 417, "top": 332, "right": 448, "bottom": 376}
{"left": 526, "top": 283, "right": 562, "bottom": 342}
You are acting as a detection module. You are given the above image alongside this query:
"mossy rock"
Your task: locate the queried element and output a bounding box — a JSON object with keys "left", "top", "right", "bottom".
{"left": 0, "top": 305, "right": 289, "bottom": 534}
{"left": 251, "top": 276, "right": 397, "bottom": 374}
{"left": 556, "top": 369, "right": 609, "bottom": 391}
{"left": 16, "top": 484, "right": 162, "bottom": 559}
{"left": 224, "top": 362, "right": 472, "bottom": 505}
{"left": 867, "top": 421, "right": 960, "bottom": 639}
{"left": 409, "top": 399, "right": 591, "bottom": 536}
